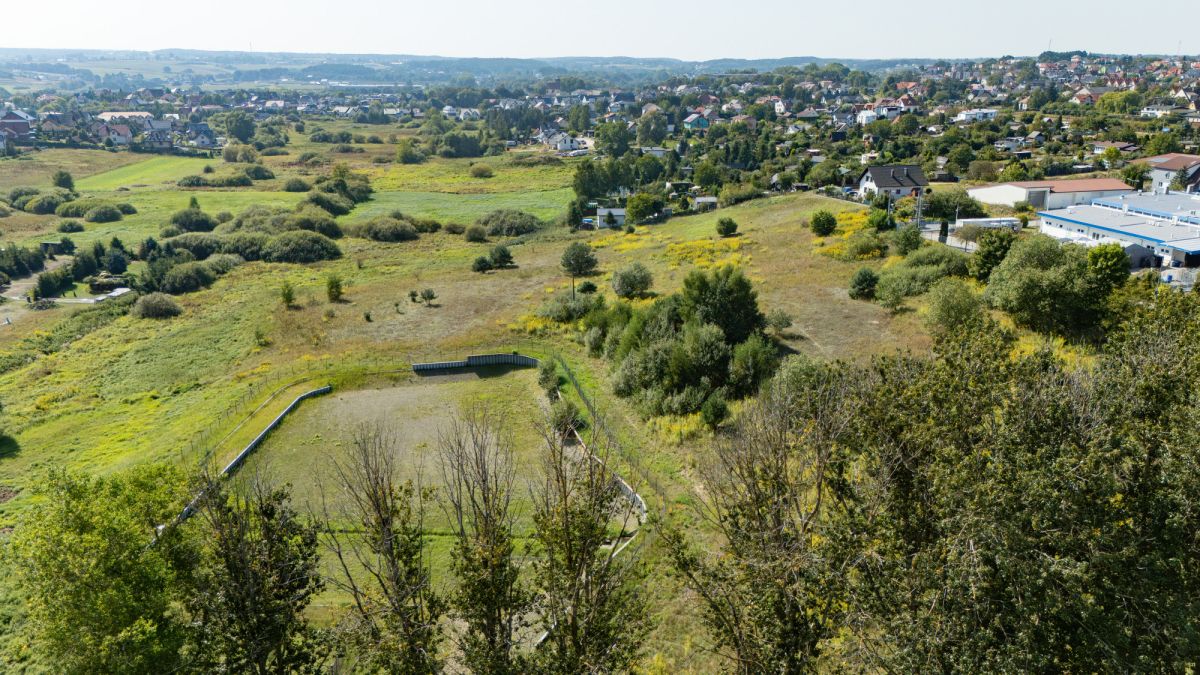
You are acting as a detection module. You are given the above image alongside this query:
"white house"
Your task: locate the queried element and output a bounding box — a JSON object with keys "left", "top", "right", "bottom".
{"left": 967, "top": 178, "right": 1133, "bottom": 210}
{"left": 857, "top": 165, "right": 929, "bottom": 199}
{"left": 595, "top": 208, "right": 627, "bottom": 227}
{"left": 856, "top": 109, "right": 879, "bottom": 125}
{"left": 954, "top": 108, "right": 998, "bottom": 123}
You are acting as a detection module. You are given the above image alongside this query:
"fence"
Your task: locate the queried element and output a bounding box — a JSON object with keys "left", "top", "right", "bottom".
{"left": 412, "top": 352, "right": 539, "bottom": 372}
{"left": 174, "top": 384, "right": 331, "bottom": 525}
{"left": 220, "top": 385, "right": 332, "bottom": 476}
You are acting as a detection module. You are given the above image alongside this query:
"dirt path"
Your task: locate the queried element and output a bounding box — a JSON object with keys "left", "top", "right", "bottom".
{"left": 0, "top": 256, "right": 73, "bottom": 326}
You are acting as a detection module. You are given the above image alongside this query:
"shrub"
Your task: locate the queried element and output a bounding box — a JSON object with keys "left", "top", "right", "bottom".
{"left": 305, "top": 191, "right": 353, "bottom": 216}
{"left": 51, "top": 170, "right": 74, "bottom": 191}
{"left": 283, "top": 178, "right": 310, "bottom": 192}
{"left": 215, "top": 211, "right": 233, "bottom": 223}
{"left": 243, "top": 164, "right": 275, "bottom": 180}
{"left": 177, "top": 175, "right": 208, "bottom": 187}
{"left": 811, "top": 210, "right": 837, "bottom": 236}
{"left": 84, "top": 205, "right": 123, "bottom": 223}
{"left": 717, "top": 182, "right": 762, "bottom": 207}
{"left": 56, "top": 199, "right": 107, "bottom": 218}
{"left": 280, "top": 281, "right": 295, "bottom": 306}
{"left": 489, "top": 244, "right": 513, "bottom": 268}
{"left": 220, "top": 233, "right": 270, "bottom": 261}
{"left": 867, "top": 208, "right": 894, "bottom": 231}
{"left": 550, "top": 398, "right": 583, "bottom": 437}
{"left": 476, "top": 209, "right": 540, "bottom": 237}
{"left": 326, "top": 274, "right": 344, "bottom": 302}
{"left": 410, "top": 218, "right": 441, "bottom": 233}
{"left": 170, "top": 208, "right": 218, "bottom": 232}
{"left": 262, "top": 231, "right": 342, "bottom": 263}
{"left": 204, "top": 254, "right": 244, "bottom": 276}
{"left": 612, "top": 262, "right": 653, "bottom": 298}
{"left": 469, "top": 164, "right": 494, "bottom": 178}
{"left": 287, "top": 208, "right": 342, "bottom": 239}
{"left": 925, "top": 278, "right": 984, "bottom": 335}
{"left": 848, "top": 267, "right": 879, "bottom": 300}
{"left": 577, "top": 280, "right": 598, "bottom": 294}
{"left": 444, "top": 222, "right": 466, "bottom": 235}
{"left": 464, "top": 225, "right": 488, "bottom": 242}
{"left": 700, "top": 393, "right": 729, "bottom": 429}
{"left": 839, "top": 230, "right": 888, "bottom": 260}
{"left": 361, "top": 217, "right": 418, "bottom": 242}
{"left": 166, "top": 233, "right": 222, "bottom": 260}
{"left": 716, "top": 217, "right": 738, "bottom": 237}
{"left": 159, "top": 225, "right": 184, "bottom": 238}
{"left": 538, "top": 360, "right": 560, "bottom": 395}
{"left": 56, "top": 220, "right": 84, "bottom": 233}
{"left": 892, "top": 224, "right": 923, "bottom": 255}
{"left": 161, "top": 262, "right": 217, "bottom": 294}
{"left": 472, "top": 256, "right": 494, "bottom": 273}
{"left": 116, "top": 203, "right": 137, "bottom": 215}
{"left": 132, "top": 293, "right": 182, "bottom": 319}
{"left": 25, "top": 193, "right": 66, "bottom": 215}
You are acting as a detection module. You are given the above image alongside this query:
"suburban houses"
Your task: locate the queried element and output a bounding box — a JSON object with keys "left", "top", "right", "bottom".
{"left": 858, "top": 165, "right": 929, "bottom": 199}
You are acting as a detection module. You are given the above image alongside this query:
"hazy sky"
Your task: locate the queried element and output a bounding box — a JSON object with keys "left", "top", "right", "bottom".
{"left": 8, "top": 0, "right": 1197, "bottom": 61}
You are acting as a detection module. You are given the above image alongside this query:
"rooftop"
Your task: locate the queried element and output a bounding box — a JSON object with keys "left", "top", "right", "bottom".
{"left": 1092, "top": 191, "right": 1200, "bottom": 225}
{"left": 1007, "top": 178, "right": 1133, "bottom": 193}
{"left": 1138, "top": 153, "right": 1200, "bottom": 172}
{"left": 1039, "top": 204, "right": 1200, "bottom": 252}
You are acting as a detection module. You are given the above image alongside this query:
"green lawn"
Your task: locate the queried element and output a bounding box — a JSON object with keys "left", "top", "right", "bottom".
{"left": 0, "top": 149, "right": 148, "bottom": 193}
{"left": 75, "top": 156, "right": 219, "bottom": 191}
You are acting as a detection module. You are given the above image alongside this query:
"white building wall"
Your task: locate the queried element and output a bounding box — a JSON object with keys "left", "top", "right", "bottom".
{"left": 967, "top": 184, "right": 1030, "bottom": 207}
{"left": 1045, "top": 189, "right": 1134, "bottom": 210}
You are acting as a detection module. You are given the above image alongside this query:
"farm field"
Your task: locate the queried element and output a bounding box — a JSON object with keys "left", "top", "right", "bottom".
{"left": 0, "top": 148, "right": 149, "bottom": 192}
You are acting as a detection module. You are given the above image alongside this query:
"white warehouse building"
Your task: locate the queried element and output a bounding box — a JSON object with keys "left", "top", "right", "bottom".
{"left": 1038, "top": 191, "right": 1200, "bottom": 268}
{"left": 968, "top": 178, "right": 1133, "bottom": 210}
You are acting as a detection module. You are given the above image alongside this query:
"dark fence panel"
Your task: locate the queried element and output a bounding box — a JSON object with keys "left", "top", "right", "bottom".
{"left": 412, "top": 353, "right": 539, "bottom": 372}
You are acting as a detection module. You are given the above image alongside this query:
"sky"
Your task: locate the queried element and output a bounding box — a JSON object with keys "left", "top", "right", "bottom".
{"left": 6, "top": 0, "right": 1197, "bottom": 61}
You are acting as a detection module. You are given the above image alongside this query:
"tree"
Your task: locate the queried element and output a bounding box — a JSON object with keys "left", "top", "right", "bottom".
{"left": 997, "top": 161, "right": 1029, "bottom": 182}
{"left": 104, "top": 249, "right": 129, "bottom": 274}
{"left": 716, "top": 217, "right": 738, "bottom": 237}
{"left": 10, "top": 466, "right": 196, "bottom": 674}
{"left": 560, "top": 242, "right": 598, "bottom": 297}
{"left": 280, "top": 280, "right": 296, "bottom": 307}
{"left": 636, "top": 111, "right": 668, "bottom": 145}
{"left": 694, "top": 161, "right": 723, "bottom": 189}
{"left": 968, "top": 228, "right": 1017, "bottom": 281}
{"left": 984, "top": 235, "right": 1105, "bottom": 335}
{"left": 326, "top": 274, "right": 344, "bottom": 302}
{"left": 51, "top": 169, "right": 74, "bottom": 191}
{"left": 1145, "top": 132, "right": 1181, "bottom": 156}
{"left": 924, "top": 190, "right": 986, "bottom": 222}
{"left": 810, "top": 210, "right": 837, "bottom": 236}
{"left": 611, "top": 262, "right": 653, "bottom": 298}
{"left": 1121, "top": 163, "right": 1150, "bottom": 190}
{"left": 438, "top": 407, "right": 532, "bottom": 675}
{"left": 223, "top": 110, "right": 257, "bottom": 143}
{"left": 396, "top": 138, "right": 426, "bottom": 164}
{"left": 186, "top": 477, "right": 326, "bottom": 674}
{"left": 1170, "top": 168, "right": 1191, "bottom": 191}
{"left": 680, "top": 265, "right": 765, "bottom": 344}
{"left": 594, "top": 122, "right": 632, "bottom": 157}
{"left": 323, "top": 425, "right": 445, "bottom": 672}
{"left": 567, "top": 105, "right": 590, "bottom": 134}
{"left": 530, "top": 422, "right": 648, "bottom": 674}
{"left": 625, "top": 192, "right": 663, "bottom": 223}
{"left": 848, "top": 267, "right": 879, "bottom": 299}
{"left": 420, "top": 288, "right": 437, "bottom": 306}
{"left": 1087, "top": 242, "right": 1131, "bottom": 292}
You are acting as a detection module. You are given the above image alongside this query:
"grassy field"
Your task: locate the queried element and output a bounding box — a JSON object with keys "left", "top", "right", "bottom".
{"left": 0, "top": 149, "right": 149, "bottom": 192}
{"left": 0, "top": 138, "right": 936, "bottom": 671}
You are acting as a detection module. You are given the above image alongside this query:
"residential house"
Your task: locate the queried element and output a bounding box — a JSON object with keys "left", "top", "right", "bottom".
{"left": 1091, "top": 140, "right": 1139, "bottom": 155}
{"left": 98, "top": 124, "right": 133, "bottom": 146}
{"left": 857, "top": 165, "right": 929, "bottom": 198}
{"left": 954, "top": 108, "right": 998, "bottom": 123}
{"left": 1137, "top": 153, "right": 1200, "bottom": 192}
{"left": 186, "top": 122, "right": 217, "bottom": 148}
{"left": 0, "top": 109, "right": 35, "bottom": 141}
{"left": 141, "top": 129, "right": 174, "bottom": 152}
{"left": 1141, "top": 105, "right": 1183, "bottom": 119}
{"left": 730, "top": 114, "right": 756, "bottom": 131}
{"left": 97, "top": 111, "right": 153, "bottom": 123}
{"left": 682, "top": 113, "right": 710, "bottom": 132}
{"left": 595, "top": 208, "right": 626, "bottom": 227}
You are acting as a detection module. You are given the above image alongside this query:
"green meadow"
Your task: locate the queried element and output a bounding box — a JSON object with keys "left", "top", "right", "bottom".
{"left": 0, "top": 133, "right": 932, "bottom": 670}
